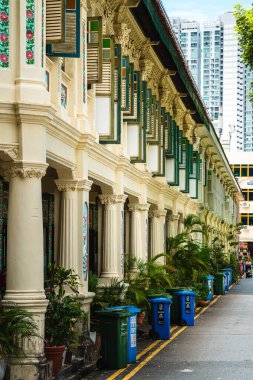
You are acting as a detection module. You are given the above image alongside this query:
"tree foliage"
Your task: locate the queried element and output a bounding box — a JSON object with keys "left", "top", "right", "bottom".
{"left": 234, "top": 4, "right": 253, "bottom": 101}
{"left": 234, "top": 4, "right": 253, "bottom": 70}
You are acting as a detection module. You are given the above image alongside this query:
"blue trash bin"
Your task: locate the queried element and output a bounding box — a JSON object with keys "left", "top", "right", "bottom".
{"left": 220, "top": 269, "right": 229, "bottom": 291}
{"left": 105, "top": 305, "right": 140, "bottom": 363}
{"left": 225, "top": 268, "right": 232, "bottom": 286}
{"left": 148, "top": 297, "right": 172, "bottom": 340}
{"left": 174, "top": 290, "right": 196, "bottom": 326}
{"left": 204, "top": 275, "right": 214, "bottom": 301}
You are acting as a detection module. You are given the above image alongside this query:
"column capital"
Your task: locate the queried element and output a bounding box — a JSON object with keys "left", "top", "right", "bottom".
{"left": 99, "top": 194, "right": 127, "bottom": 206}
{"left": 168, "top": 214, "right": 179, "bottom": 222}
{"left": 128, "top": 203, "right": 150, "bottom": 212}
{"left": 3, "top": 162, "right": 48, "bottom": 180}
{"left": 149, "top": 209, "right": 167, "bottom": 218}
{"left": 55, "top": 179, "right": 78, "bottom": 192}
{"left": 56, "top": 179, "right": 93, "bottom": 192}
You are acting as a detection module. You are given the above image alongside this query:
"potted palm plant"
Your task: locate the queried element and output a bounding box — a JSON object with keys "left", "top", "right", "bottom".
{"left": 0, "top": 303, "right": 39, "bottom": 380}
{"left": 44, "top": 264, "right": 87, "bottom": 377}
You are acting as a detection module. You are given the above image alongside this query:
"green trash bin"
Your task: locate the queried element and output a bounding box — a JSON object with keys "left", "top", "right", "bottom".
{"left": 214, "top": 273, "right": 226, "bottom": 295}
{"left": 96, "top": 309, "right": 131, "bottom": 369}
{"left": 167, "top": 287, "right": 190, "bottom": 324}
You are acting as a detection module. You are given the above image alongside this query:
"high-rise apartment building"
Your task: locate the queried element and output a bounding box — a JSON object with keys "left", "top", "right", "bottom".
{"left": 202, "top": 20, "right": 223, "bottom": 131}
{"left": 171, "top": 12, "right": 251, "bottom": 153}
{"left": 219, "top": 12, "right": 244, "bottom": 152}
{"left": 244, "top": 68, "right": 253, "bottom": 151}
{"left": 170, "top": 18, "right": 201, "bottom": 89}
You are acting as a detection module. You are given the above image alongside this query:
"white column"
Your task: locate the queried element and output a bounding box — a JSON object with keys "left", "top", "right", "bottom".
{"left": 99, "top": 195, "right": 126, "bottom": 281}
{"left": 139, "top": 204, "right": 150, "bottom": 262}
{"left": 117, "top": 196, "right": 127, "bottom": 279}
{"left": 3, "top": 163, "right": 48, "bottom": 378}
{"left": 76, "top": 179, "right": 93, "bottom": 291}
{"left": 178, "top": 216, "right": 184, "bottom": 233}
{"left": 76, "top": 179, "right": 95, "bottom": 315}
{"left": 149, "top": 210, "right": 166, "bottom": 263}
{"left": 170, "top": 214, "right": 180, "bottom": 237}
{"left": 55, "top": 180, "right": 78, "bottom": 274}
{"left": 128, "top": 204, "right": 142, "bottom": 271}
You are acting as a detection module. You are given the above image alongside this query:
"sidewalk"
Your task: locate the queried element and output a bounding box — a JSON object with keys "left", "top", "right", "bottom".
{"left": 84, "top": 278, "right": 253, "bottom": 380}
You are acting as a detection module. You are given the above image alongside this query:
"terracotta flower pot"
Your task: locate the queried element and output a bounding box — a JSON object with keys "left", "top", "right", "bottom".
{"left": 137, "top": 311, "right": 145, "bottom": 324}
{"left": 45, "top": 345, "right": 65, "bottom": 377}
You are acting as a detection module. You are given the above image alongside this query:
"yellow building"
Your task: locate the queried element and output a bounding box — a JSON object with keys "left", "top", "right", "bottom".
{"left": 0, "top": 0, "right": 242, "bottom": 378}
{"left": 229, "top": 152, "right": 253, "bottom": 256}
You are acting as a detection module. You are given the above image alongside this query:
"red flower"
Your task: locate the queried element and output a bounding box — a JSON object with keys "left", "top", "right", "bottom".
{"left": 0, "top": 33, "right": 8, "bottom": 42}
{"left": 0, "top": 53, "right": 8, "bottom": 63}
{"left": 26, "top": 30, "right": 33, "bottom": 40}
{"left": 26, "top": 10, "right": 34, "bottom": 19}
{"left": 26, "top": 50, "right": 33, "bottom": 60}
{"left": 0, "top": 12, "right": 8, "bottom": 22}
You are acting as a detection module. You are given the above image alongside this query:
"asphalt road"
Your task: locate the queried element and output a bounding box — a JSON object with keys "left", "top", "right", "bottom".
{"left": 133, "top": 277, "right": 253, "bottom": 380}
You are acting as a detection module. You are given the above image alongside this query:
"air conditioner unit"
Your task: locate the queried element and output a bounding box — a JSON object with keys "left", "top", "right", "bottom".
{"left": 241, "top": 225, "right": 248, "bottom": 230}
{"left": 241, "top": 202, "right": 250, "bottom": 208}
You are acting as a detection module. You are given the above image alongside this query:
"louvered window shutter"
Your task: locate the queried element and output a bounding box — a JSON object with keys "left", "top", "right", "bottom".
{"left": 95, "top": 37, "right": 122, "bottom": 143}
{"left": 189, "top": 151, "right": 199, "bottom": 199}
{"left": 146, "top": 89, "right": 152, "bottom": 135}
{"left": 124, "top": 71, "right": 141, "bottom": 122}
{"left": 47, "top": 0, "right": 80, "bottom": 58}
{"left": 46, "top": 0, "right": 65, "bottom": 43}
{"left": 121, "top": 56, "right": 130, "bottom": 110}
{"left": 96, "top": 38, "right": 113, "bottom": 95}
{"left": 87, "top": 17, "right": 102, "bottom": 84}
{"left": 124, "top": 63, "right": 134, "bottom": 115}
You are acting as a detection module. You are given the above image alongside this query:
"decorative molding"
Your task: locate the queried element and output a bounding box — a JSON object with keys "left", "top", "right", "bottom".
{"left": 0, "top": 144, "right": 19, "bottom": 160}
{"left": 114, "top": 22, "right": 131, "bottom": 55}
{"left": 99, "top": 194, "right": 127, "bottom": 206}
{"left": 56, "top": 178, "right": 93, "bottom": 192}
{"left": 149, "top": 209, "right": 167, "bottom": 218}
{"left": 4, "top": 162, "right": 48, "bottom": 180}
{"left": 139, "top": 58, "right": 154, "bottom": 82}
{"left": 80, "top": 0, "right": 88, "bottom": 9}
{"left": 128, "top": 203, "right": 150, "bottom": 212}
{"left": 168, "top": 214, "right": 179, "bottom": 222}
{"left": 55, "top": 179, "right": 78, "bottom": 192}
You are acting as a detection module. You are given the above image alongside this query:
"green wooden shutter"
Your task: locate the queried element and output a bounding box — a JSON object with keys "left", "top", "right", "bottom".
{"left": 47, "top": 0, "right": 80, "bottom": 58}
{"left": 124, "top": 71, "right": 141, "bottom": 122}
{"left": 121, "top": 56, "right": 130, "bottom": 110}
{"left": 165, "top": 120, "right": 179, "bottom": 186}
{"left": 123, "top": 61, "right": 134, "bottom": 116}
{"left": 96, "top": 38, "right": 121, "bottom": 144}
{"left": 179, "top": 136, "right": 190, "bottom": 193}
{"left": 96, "top": 37, "right": 114, "bottom": 141}
{"left": 146, "top": 89, "right": 152, "bottom": 135}
{"left": 96, "top": 37, "right": 113, "bottom": 96}
{"left": 127, "top": 78, "right": 147, "bottom": 163}
{"left": 189, "top": 151, "right": 199, "bottom": 199}
{"left": 87, "top": 17, "right": 102, "bottom": 84}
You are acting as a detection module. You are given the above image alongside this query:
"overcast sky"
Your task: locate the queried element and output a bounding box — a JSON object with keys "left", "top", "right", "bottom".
{"left": 163, "top": 0, "right": 253, "bottom": 22}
